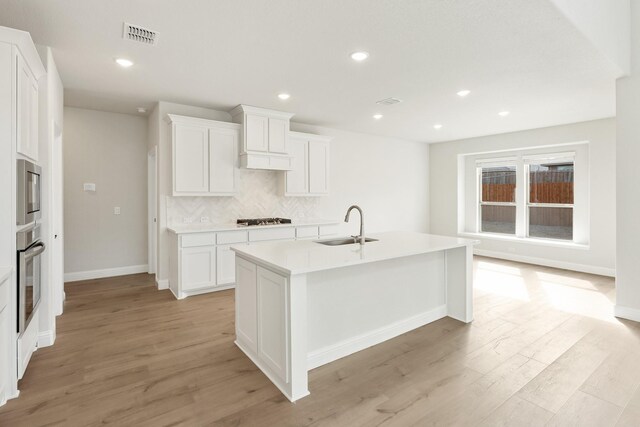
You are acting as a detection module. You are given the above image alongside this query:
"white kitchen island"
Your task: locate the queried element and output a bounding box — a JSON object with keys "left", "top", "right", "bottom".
{"left": 231, "top": 231, "right": 478, "bottom": 401}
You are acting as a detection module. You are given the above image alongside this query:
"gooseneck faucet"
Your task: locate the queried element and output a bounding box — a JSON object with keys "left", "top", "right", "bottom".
{"left": 344, "top": 205, "right": 365, "bottom": 245}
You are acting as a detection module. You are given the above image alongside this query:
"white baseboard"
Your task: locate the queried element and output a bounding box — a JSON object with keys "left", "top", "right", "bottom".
{"left": 64, "top": 264, "right": 149, "bottom": 282}
{"left": 615, "top": 305, "right": 640, "bottom": 323}
{"left": 307, "top": 305, "right": 447, "bottom": 370}
{"left": 156, "top": 278, "right": 169, "bottom": 290}
{"left": 474, "top": 249, "right": 616, "bottom": 277}
{"left": 38, "top": 330, "right": 56, "bottom": 347}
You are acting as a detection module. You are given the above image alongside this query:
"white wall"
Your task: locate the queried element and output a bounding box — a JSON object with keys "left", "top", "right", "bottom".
{"left": 615, "top": 0, "right": 640, "bottom": 321}
{"left": 63, "top": 107, "right": 148, "bottom": 280}
{"left": 550, "top": 0, "right": 630, "bottom": 74}
{"left": 149, "top": 102, "right": 430, "bottom": 286}
{"left": 430, "top": 118, "right": 616, "bottom": 275}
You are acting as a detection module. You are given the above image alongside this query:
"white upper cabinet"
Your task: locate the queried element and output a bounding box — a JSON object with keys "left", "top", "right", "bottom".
{"left": 268, "top": 117, "right": 288, "bottom": 154}
{"left": 16, "top": 50, "right": 39, "bottom": 162}
{"left": 245, "top": 114, "right": 268, "bottom": 152}
{"left": 168, "top": 114, "right": 239, "bottom": 196}
{"left": 230, "top": 105, "right": 294, "bottom": 171}
{"left": 308, "top": 140, "right": 329, "bottom": 194}
{"left": 173, "top": 123, "right": 209, "bottom": 194}
{"left": 284, "top": 132, "right": 331, "bottom": 196}
{"left": 209, "top": 127, "right": 238, "bottom": 194}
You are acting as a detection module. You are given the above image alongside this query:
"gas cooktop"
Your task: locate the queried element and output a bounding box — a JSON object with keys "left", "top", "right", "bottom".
{"left": 236, "top": 218, "right": 292, "bottom": 227}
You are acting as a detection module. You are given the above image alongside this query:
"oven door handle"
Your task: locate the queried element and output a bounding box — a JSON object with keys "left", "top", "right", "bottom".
{"left": 24, "top": 242, "right": 45, "bottom": 262}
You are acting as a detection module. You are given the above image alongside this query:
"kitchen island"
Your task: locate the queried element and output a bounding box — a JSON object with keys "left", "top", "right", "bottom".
{"left": 231, "top": 231, "right": 478, "bottom": 401}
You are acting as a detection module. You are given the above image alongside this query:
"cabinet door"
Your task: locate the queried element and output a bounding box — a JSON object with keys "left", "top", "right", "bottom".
{"left": 216, "top": 245, "right": 237, "bottom": 285}
{"left": 285, "top": 138, "right": 308, "bottom": 194}
{"left": 29, "top": 78, "right": 38, "bottom": 161}
{"left": 268, "top": 118, "right": 288, "bottom": 154}
{"left": 245, "top": 114, "right": 268, "bottom": 152}
{"left": 209, "top": 127, "right": 237, "bottom": 194}
{"left": 257, "top": 267, "right": 289, "bottom": 382}
{"left": 181, "top": 246, "right": 216, "bottom": 291}
{"left": 173, "top": 123, "right": 209, "bottom": 194}
{"left": 236, "top": 258, "right": 258, "bottom": 353}
{"left": 16, "top": 51, "right": 36, "bottom": 160}
{"left": 309, "top": 140, "right": 329, "bottom": 194}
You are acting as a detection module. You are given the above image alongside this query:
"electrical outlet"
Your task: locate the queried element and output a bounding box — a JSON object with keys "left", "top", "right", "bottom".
{"left": 114, "top": 207, "right": 121, "bottom": 215}
{"left": 182, "top": 217, "right": 193, "bottom": 224}
{"left": 200, "top": 216, "right": 209, "bottom": 223}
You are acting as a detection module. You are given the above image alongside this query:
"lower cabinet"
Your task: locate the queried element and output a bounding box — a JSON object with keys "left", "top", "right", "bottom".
{"left": 181, "top": 246, "right": 216, "bottom": 291}
{"left": 216, "top": 245, "right": 237, "bottom": 285}
{"left": 169, "top": 224, "right": 337, "bottom": 299}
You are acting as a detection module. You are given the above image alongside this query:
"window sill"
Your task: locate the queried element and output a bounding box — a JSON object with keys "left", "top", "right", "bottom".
{"left": 458, "top": 232, "right": 590, "bottom": 250}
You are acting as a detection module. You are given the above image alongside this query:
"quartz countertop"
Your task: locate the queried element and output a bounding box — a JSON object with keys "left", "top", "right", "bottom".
{"left": 167, "top": 218, "right": 340, "bottom": 234}
{"left": 0, "top": 266, "right": 12, "bottom": 283}
{"left": 231, "top": 231, "right": 479, "bottom": 275}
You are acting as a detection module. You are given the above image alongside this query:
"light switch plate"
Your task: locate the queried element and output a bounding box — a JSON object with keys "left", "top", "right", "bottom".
{"left": 114, "top": 207, "right": 121, "bottom": 215}
{"left": 83, "top": 183, "right": 96, "bottom": 192}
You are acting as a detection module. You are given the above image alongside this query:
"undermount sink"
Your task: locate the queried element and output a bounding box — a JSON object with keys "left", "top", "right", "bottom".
{"left": 315, "top": 237, "right": 379, "bottom": 246}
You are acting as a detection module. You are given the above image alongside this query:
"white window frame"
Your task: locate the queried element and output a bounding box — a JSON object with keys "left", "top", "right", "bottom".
{"left": 474, "top": 152, "right": 577, "bottom": 243}
{"left": 476, "top": 160, "right": 518, "bottom": 235}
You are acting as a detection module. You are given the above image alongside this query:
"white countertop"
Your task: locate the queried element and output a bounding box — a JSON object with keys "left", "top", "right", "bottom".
{"left": 0, "top": 266, "right": 12, "bottom": 283}
{"left": 231, "top": 231, "right": 479, "bottom": 275}
{"left": 168, "top": 218, "right": 340, "bottom": 234}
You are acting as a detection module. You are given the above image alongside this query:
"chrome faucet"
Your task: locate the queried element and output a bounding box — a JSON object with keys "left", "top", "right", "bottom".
{"left": 344, "top": 205, "right": 365, "bottom": 245}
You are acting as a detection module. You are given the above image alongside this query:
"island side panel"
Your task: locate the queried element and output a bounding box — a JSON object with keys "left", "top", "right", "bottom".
{"left": 234, "top": 254, "right": 309, "bottom": 402}
{"left": 445, "top": 244, "right": 474, "bottom": 323}
{"left": 306, "top": 252, "right": 447, "bottom": 369}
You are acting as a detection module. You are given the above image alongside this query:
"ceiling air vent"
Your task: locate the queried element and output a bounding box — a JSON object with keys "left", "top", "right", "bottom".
{"left": 376, "top": 97, "right": 402, "bottom": 106}
{"left": 123, "top": 22, "right": 158, "bottom": 46}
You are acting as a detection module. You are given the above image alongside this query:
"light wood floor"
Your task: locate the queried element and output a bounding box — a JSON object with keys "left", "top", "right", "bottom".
{"left": 1, "top": 257, "right": 639, "bottom": 426}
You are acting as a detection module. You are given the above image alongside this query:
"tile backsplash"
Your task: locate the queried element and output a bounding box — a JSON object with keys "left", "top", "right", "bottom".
{"left": 167, "top": 169, "right": 321, "bottom": 224}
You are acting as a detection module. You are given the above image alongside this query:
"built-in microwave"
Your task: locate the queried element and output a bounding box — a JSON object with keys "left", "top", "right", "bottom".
{"left": 17, "top": 159, "right": 41, "bottom": 225}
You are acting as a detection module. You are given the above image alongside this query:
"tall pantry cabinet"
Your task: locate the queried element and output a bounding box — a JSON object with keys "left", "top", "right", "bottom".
{"left": 0, "top": 26, "right": 46, "bottom": 407}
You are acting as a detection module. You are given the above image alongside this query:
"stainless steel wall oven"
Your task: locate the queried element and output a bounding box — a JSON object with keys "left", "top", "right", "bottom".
{"left": 17, "top": 223, "right": 45, "bottom": 334}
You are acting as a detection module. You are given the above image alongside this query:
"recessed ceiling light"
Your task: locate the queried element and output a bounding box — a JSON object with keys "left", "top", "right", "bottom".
{"left": 373, "top": 114, "right": 383, "bottom": 120}
{"left": 433, "top": 124, "right": 443, "bottom": 130}
{"left": 277, "top": 93, "right": 290, "bottom": 100}
{"left": 115, "top": 58, "right": 133, "bottom": 68}
{"left": 137, "top": 107, "right": 146, "bottom": 113}
{"left": 350, "top": 51, "right": 369, "bottom": 61}
{"left": 498, "top": 111, "right": 510, "bottom": 117}
{"left": 457, "top": 90, "right": 471, "bottom": 97}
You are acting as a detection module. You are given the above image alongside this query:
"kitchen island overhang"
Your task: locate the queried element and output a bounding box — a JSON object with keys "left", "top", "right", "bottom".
{"left": 231, "top": 231, "right": 479, "bottom": 402}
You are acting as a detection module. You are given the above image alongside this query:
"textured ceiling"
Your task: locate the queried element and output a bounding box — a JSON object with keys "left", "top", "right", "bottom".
{"left": 0, "top": 0, "right": 623, "bottom": 142}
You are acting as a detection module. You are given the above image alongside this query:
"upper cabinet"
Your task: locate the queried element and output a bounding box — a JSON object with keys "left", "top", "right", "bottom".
{"left": 15, "top": 49, "right": 39, "bottom": 162}
{"left": 168, "top": 114, "right": 240, "bottom": 196}
{"left": 230, "top": 105, "right": 295, "bottom": 171}
{"left": 283, "top": 131, "right": 331, "bottom": 196}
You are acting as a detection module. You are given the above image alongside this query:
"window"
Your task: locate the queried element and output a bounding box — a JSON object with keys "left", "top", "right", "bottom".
{"left": 472, "top": 151, "right": 580, "bottom": 243}
{"left": 526, "top": 158, "right": 574, "bottom": 240}
{"left": 479, "top": 165, "right": 517, "bottom": 235}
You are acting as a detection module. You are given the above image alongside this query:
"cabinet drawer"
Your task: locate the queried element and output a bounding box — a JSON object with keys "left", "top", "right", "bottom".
{"left": 181, "top": 232, "right": 216, "bottom": 248}
{"left": 249, "top": 227, "right": 296, "bottom": 242}
{"left": 296, "top": 226, "right": 318, "bottom": 238}
{"left": 319, "top": 224, "right": 339, "bottom": 236}
{"left": 217, "top": 230, "right": 248, "bottom": 245}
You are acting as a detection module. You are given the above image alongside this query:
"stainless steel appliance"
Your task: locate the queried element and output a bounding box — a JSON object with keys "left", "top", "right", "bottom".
{"left": 17, "top": 159, "right": 42, "bottom": 225}
{"left": 236, "top": 218, "right": 292, "bottom": 226}
{"left": 17, "top": 223, "right": 45, "bottom": 334}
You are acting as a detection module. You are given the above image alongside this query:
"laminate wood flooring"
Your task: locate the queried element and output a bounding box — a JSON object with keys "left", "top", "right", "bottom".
{"left": 1, "top": 257, "right": 638, "bottom": 426}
